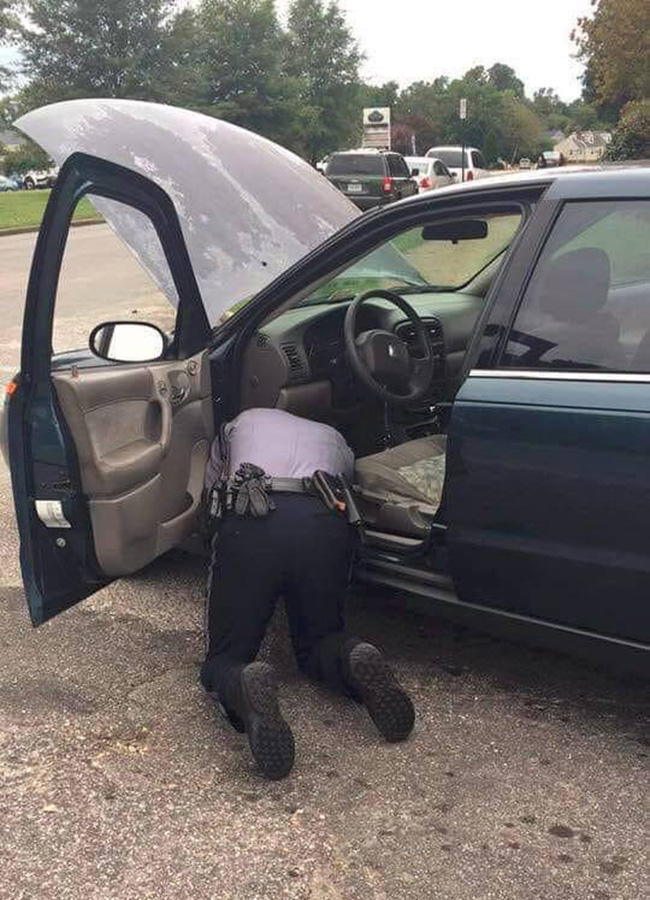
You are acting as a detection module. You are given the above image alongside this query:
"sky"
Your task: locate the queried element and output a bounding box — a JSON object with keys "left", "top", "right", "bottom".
{"left": 0, "top": 0, "right": 595, "bottom": 103}
{"left": 277, "top": 0, "right": 594, "bottom": 102}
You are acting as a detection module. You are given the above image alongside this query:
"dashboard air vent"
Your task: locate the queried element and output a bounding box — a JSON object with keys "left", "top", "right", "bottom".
{"left": 281, "top": 343, "right": 308, "bottom": 380}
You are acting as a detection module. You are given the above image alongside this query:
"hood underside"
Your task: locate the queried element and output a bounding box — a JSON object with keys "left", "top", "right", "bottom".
{"left": 17, "top": 99, "right": 359, "bottom": 324}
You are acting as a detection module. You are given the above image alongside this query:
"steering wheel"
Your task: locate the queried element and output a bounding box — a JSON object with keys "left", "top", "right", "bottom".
{"left": 344, "top": 289, "right": 435, "bottom": 405}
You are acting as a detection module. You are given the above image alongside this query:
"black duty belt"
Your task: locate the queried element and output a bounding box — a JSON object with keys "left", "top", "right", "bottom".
{"left": 211, "top": 463, "right": 361, "bottom": 526}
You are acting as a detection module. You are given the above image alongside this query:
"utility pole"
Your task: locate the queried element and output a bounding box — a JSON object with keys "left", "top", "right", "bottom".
{"left": 459, "top": 98, "right": 467, "bottom": 182}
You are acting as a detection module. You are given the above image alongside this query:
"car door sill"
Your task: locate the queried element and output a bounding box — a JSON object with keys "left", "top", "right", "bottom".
{"left": 354, "top": 557, "right": 649, "bottom": 674}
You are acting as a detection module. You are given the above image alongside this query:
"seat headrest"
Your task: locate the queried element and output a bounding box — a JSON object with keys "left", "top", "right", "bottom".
{"left": 538, "top": 248, "right": 611, "bottom": 323}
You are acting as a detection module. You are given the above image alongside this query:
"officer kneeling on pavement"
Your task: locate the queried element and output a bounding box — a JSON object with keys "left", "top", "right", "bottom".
{"left": 202, "top": 407, "right": 415, "bottom": 779}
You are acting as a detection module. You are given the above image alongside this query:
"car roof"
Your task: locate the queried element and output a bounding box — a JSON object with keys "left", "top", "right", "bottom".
{"left": 427, "top": 145, "right": 480, "bottom": 153}
{"left": 390, "top": 163, "right": 650, "bottom": 209}
{"left": 330, "top": 149, "right": 397, "bottom": 156}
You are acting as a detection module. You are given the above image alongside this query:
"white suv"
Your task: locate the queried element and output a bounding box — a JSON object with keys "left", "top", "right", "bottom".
{"left": 22, "top": 167, "right": 59, "bottom": 190}
{"left": 425, "top": 146, "right": 488, "bottom": 182}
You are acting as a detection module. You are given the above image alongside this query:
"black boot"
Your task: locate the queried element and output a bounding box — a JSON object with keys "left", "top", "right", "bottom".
{"left": 342, "top": 642, "right": 415, "bottom": 742}
{"left": 202, "top": 659, "right": 295, "bottom": 779}
{"left": 239, "top": 662, "right": 295, "bottom": 780}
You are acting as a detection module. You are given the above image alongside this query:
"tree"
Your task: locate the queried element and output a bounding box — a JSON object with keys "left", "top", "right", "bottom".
{"left": 394, "top": 78, "right": 450, "bottom": 154}
{"left": 393, "top": 67, "right": 543, "bottom": 165}
{"left": 357, "top": 80, "right": 399, "bottom": 111}
{"left": 573, "top": 0, "right": 650, "bottom": 113}
{"left": 15, "top": 0, "right": 174, "bottom": 110}
{"left": 0, "top": 1, "right": 18, "bottom": 91}
{"left": 149, "top": 8, "right": 206, "bottom": 107}
{"left": 390, "top": 122, "right": 415, "bottom": 156}
{"left": 488, "top": 63, "right": 524, "bottom": 98}
{"left": 605, "top": 99, "right": 650, "bottom": 161}
{"left": 0, "top": 0, "right": 16, "bottom": 38}
{"left": 3, "top": 139, "right": 53, "bottom": 176}
{"left": 285, "top": 0, "right": 363, "bottom": 161}
{"left": 189, "top": 0, "right": 316, "bottom": 153}
{"left": 499, "top": 94, "right": 545, "bottom": 161}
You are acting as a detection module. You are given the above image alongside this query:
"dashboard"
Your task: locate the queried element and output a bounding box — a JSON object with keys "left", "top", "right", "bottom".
{"left": 238, "top": 291, "right": 484, "bottom": 415}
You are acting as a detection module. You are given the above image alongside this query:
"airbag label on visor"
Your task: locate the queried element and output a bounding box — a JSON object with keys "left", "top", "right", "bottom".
{"left": 35, "top": 500, "right": 72, "bottom": 529}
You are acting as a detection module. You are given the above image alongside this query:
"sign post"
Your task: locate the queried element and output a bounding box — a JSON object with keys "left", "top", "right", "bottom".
{"left": 459, "top": 98, "right": 467, "bottom": 183}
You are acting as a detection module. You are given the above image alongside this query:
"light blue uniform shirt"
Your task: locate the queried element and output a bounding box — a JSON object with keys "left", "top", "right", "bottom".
{"left": 205, "top": 408, "right": 354, "bottom": 490}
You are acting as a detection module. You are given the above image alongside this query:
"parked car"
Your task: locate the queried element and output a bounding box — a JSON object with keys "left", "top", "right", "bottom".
{"left": 404, "top": 156, "right": 455, "bottom": 192}
{"left": 518, "top": 157, "right": 532, "bottom": 170}
{"left": 2, "top": 99, "right": 649, "bottom": 675}
{"left": 425, "top": 145, "right": 488, "bottom": 182}
{"left": 21, "top": 166, "right": 58, "bottom": 190}
{"left": 0, "top": 175, "right": 20, "bottom": 192}
{"left": 324, "top": 150, "right": 418, "bottom": 210}
{"left": 537, "top": 151, "right": 565, "bottom": 169}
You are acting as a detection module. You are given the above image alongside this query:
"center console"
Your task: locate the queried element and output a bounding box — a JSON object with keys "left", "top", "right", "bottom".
{"left": 392, "top": 316, "right": 447, "bottom": 439}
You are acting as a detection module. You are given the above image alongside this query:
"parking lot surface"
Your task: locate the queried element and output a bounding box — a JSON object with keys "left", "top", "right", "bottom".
{"left": 1, "top": 227, "right": 648, "bottom": 900}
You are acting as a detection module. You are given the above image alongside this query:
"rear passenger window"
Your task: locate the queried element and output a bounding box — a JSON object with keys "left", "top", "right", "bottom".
{"left": 471, "top": 151, "right": 485, "bottom": 169}
{"left": 388, "top": 156, "right": 407, "bottom": 177}
{"left": 502, "top": 200, "right": 650, "bottom": 372}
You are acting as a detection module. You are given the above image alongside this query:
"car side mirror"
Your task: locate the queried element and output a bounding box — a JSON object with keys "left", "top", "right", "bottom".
{"left": 89, "top": 321, "right": 168, "bottom": 363}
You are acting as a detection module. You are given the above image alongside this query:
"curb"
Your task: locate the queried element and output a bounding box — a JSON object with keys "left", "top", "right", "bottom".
{"left": 0, "top": 218, "right": 103, "bottom": 238}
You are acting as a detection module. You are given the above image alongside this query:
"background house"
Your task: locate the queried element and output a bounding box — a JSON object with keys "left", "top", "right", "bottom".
{"left": 554, "top": 131, "right": 612, "bottom": 163}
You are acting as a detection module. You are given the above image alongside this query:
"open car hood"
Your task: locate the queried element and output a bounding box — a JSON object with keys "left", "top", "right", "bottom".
{"left": 17, "top": 99, "right": 360, "bottom": 324}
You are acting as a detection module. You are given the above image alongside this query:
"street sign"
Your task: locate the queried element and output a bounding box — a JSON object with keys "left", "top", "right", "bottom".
{"left": 459, "top": 98, "right": 467, "bottom": 120}
{"left": 362, "top": 107, "right": 391, "bottom": 150}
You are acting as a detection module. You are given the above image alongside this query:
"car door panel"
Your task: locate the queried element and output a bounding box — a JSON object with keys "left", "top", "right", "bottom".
{"left": 10, "top": 152, "right": 212, "bottom": 625}
{"left": 52, "top": 349, "right": 212, "bottom": 577}
{"left": 446, "top": 191, "right": 650, "bottom": 652}
{"left": 448, "top": 374, "right": 650, "bottom": 644}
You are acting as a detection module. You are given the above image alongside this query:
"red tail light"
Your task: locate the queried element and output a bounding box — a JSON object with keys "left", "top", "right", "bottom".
{"left": 382, "top": 176, "right": 393, "bottom": 194}
{"left": 466, "top": 170, "right": 474, "bottom": 181}
{"left": 419, "top": 177, "right": 431, "bottom": 190}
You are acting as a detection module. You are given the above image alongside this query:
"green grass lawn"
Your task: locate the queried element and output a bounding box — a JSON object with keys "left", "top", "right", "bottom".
{"left": 0, "top": 189, "right": 101, "bottom": 231}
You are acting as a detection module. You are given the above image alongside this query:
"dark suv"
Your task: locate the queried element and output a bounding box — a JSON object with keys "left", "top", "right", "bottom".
{"left": 325, "top": 150, "right": 418, "bottom": 210}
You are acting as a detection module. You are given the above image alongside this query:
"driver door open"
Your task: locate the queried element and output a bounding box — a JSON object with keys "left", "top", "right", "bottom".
{"left": 8, "top": 153, "right": 212, "bottom": 625}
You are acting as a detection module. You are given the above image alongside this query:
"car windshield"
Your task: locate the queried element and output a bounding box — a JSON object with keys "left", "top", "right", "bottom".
{"left": 301, "top": 212, "right": 523, "bottom": 305}
{"left": 327, "top": 154, "right": 384, "bottom": 176}
{"left": 430, "top": 149, "right": 465, "bottom": 168}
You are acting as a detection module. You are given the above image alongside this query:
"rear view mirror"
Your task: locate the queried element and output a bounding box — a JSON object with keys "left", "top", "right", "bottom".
{"left": 89, "top": 321, "right": 167, "bottom": 363}
{"left": 422, "top": 219, "right": 488, "bottom": 241}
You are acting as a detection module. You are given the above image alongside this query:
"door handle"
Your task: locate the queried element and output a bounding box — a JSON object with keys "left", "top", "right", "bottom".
{"left": 156, "top": 395, "right": 172, "bottom": 452}
{"left": 170, "top": 384, "right": 188, "bottom": 405}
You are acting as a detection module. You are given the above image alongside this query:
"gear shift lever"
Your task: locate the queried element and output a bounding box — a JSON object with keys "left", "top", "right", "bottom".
{"left": 380, "top": 401, "right": 394, "bottom": 448}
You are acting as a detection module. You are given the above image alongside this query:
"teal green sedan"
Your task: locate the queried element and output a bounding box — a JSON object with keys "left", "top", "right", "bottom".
{"left": 2, "top": 99, "right": 649, "bottom": 677}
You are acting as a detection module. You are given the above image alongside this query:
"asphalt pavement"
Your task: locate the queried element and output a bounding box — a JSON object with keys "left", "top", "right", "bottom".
{"left": 0, "top": 227, "right": 648, "bottom": 900}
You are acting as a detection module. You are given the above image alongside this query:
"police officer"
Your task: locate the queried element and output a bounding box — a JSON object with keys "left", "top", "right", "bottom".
{"left": 201, "top": 407, "right": 415, "bottom": 779}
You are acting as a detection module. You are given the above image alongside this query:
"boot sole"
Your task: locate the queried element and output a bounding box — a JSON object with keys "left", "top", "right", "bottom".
{"left": 349, "top": 643, "right": 415, "bottom": 743}
{"left": 240, "top": 662, "right": 295, "bottom": 780}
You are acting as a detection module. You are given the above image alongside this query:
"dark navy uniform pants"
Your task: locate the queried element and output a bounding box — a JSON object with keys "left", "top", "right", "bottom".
{"left": 201, "top": 494, "right": 358, "bottom": 714}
